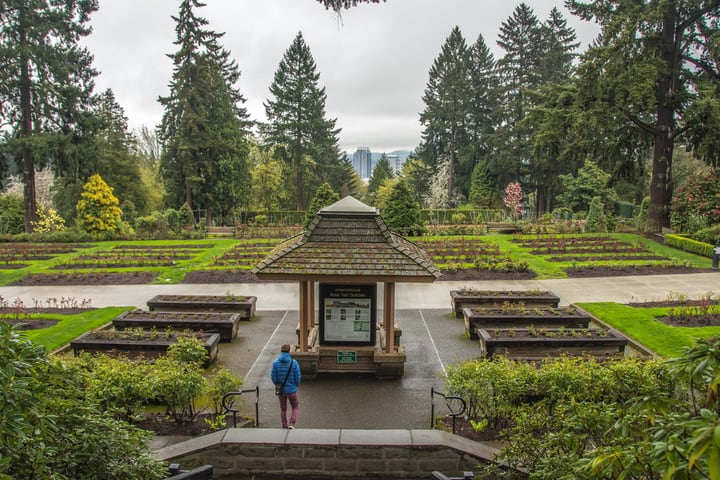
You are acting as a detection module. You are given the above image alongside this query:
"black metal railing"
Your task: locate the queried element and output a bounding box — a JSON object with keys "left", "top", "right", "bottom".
{"left": 222, "top": 386, "right": 259, "bottom": 427}
{"left": 430, "top": 386, "right": 466, "bottom": 434}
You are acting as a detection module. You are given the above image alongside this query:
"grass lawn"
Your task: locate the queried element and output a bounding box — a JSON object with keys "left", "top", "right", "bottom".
{"left": 577, "top": 302, "right": 720, "bottom": 358}
{"left": 15, "top": 306, "right": 132, "bottom": 352}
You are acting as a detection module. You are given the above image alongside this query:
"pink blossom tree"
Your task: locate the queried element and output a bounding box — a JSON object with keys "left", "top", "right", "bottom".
{"left": 504, "top": 182, "right": 523, "bottom": 219}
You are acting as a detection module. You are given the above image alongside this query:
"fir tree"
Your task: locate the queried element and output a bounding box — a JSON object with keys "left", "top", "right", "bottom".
{"left": 367, "top": 154, "right": 396, "bottom": 203}
{"left": 158, "top": 0, "right": 251, "bottom": 224}
{"left": 382, "top": 180, "right": 424, "bottom": 237}
{"left": 567, "top": 0, "right": 720, "bottom": 231}
{"left": 263, "top": 32, "right": 341, "bottom": 210}
{"left": 419, "top": 26, "right": 472, "bottom": 205}
{"left": 304, "top": 182, "right": 340, "bottom": 229}
{"left": 492, "top": 3, "right": 544, "bottom": 188}
{"left": 0, "top": 0, "right": 98, "bottom": 232}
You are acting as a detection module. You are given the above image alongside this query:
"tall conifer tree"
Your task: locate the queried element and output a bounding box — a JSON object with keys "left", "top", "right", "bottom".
{"left": 158, "top": 0, "right": 251, "bottom": 223}
{"left": 419, "top": 26, "right": 472, "bottom": 206}
{"left": 0, "top": 0, "right": 98, "bottom": 232}
{"left": 263, "top": 32, "right": 341, "bottom": 210}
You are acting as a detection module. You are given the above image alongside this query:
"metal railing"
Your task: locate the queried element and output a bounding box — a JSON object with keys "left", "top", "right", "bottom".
{"left": 430, "top": 386, "right": 466, "bottom": 434}
{"left": 222, "top": 386, "right": 259, "bottom": 427}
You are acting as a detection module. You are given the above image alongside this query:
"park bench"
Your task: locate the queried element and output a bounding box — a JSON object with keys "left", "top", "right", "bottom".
{"left": 206, "top": 225, "right": 236, "bottom": 237}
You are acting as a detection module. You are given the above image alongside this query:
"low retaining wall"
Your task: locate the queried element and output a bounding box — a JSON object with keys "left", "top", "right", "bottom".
{"left": 153, "top": 428, "right": 506, "bottom": 480}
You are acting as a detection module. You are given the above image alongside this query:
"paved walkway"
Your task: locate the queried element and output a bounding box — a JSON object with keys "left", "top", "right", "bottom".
{"left": 2, "top": 272, "right": 717, "bottom": 443}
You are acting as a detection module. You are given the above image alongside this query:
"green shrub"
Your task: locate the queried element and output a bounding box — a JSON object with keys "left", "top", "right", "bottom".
{"left": 671, "top": 169, "right": 720, "bottom": 232}
{"left": 691, "top": 224, "right": 720, "bottom": 245}
{"left": 166, "top": 336, "right": 209, "bottom": 367}
{"left": 149, "top": 357, "right": 206, "bottom": 423}
{"left": 206, "top": 367, "right": 244, "bottom": 416}
{"left": 636, "top": 196, "right": 650, "bottom": 231}
{"left": 665, "top": 233, "right": 715, "bottom": 257}
{"left": 450, "top": 213, "right": 468, "bottom": 224}
{"left": 585, "top": 196, "right": 608, "bottom": 233}
{"left": 0, "top": 194, "right": 26, "bottom": 234}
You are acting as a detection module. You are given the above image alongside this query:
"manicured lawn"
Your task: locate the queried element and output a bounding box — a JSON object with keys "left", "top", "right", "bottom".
{"left": 577, "top": 302, "right": 720, "bottom": 357}
{"left": 15, "top": 307, "right": 132, "bottom": 352}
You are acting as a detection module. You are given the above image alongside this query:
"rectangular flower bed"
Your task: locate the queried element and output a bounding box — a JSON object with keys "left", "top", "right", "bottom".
{"left": 450, "top": 289, "right": 560, "bottom": 318}
{"left": 70, "top": 330, "right": 220, "bottom": 366}
{"left": 477, "top": 327, "right": 627, "bottom": 360}
{"left": 146, "top": 294, "right": 256, "bottom": 319}
{"left": 113, "top": 309, "right": 241, "bottom": 342}
{"left": 462, "top": 305, "right": 591, "bottom": 339}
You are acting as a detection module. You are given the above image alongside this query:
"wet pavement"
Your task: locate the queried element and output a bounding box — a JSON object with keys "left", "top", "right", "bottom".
{"left": 2, "top": 272, "right": 718, "bottom": 445}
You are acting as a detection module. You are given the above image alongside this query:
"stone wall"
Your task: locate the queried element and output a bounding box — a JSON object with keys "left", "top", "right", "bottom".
{"left": 154, "top": 428, "right": 508, "bottom": 479}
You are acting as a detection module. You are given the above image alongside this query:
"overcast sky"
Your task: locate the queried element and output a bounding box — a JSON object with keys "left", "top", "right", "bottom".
{"left": 81, "top": 0, "right": 600, "bottom": 154}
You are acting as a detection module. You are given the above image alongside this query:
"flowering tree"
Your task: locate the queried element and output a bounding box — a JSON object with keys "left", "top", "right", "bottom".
{"left": 504, "top": 181, "right": 523, "bottom": 219}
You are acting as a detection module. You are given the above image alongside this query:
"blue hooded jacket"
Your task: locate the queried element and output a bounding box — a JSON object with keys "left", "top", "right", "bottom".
{"left": 271, "top": 351, "right": 301, "bottom": 395}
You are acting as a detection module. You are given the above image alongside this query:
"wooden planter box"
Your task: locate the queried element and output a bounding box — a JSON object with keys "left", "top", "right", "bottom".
{"left": 450, "top": 290, "right": 560, "bottom": 318}
{"left": 477, "top": 328, "right": 627, "bottom": 360}
{"left": 147, "top": 294, "right": 256, "bottom": 319}
{"left": 70, "top": 330, "right": 220, "bottom": 366}
{"left": 462, "top": 306, "right": 590, "bottom": 339}
{"left": 113, "top": 309, "right": 241, "bottom": 342}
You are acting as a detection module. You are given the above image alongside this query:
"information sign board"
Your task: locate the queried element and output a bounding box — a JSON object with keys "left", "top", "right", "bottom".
{"left": 319, "top": 283, "right": 376, "bottom": 346}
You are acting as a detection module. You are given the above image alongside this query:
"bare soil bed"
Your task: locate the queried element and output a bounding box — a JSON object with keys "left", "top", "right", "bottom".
{"left": 7, "top": 264, "right": 712, "bottom": 285}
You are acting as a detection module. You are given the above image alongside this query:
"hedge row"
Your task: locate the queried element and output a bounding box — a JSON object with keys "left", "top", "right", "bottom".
{"left": 664, "top": 233, "right": 715, "bottom": 258}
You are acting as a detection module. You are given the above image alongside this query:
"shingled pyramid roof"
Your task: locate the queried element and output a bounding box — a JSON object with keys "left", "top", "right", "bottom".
{"left": 252, "top": 196, "right": 440, "bottom": 283}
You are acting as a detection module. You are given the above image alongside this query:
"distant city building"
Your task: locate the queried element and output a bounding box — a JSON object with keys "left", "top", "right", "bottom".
{"left": 386, "top": 154, "right": 400, "bottom": 173}
{"left": 352, "top": 147, "right": 373, "bottom": 179}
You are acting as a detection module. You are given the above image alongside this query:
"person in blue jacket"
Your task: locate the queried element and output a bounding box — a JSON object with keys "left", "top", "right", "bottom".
{"left": 270, "top": 343, "right": 301, "bottom": 428}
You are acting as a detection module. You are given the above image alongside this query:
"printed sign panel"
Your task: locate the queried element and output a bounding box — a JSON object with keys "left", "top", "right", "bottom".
{"left": 319, "top": 283, "right": 376, "bottom": 346}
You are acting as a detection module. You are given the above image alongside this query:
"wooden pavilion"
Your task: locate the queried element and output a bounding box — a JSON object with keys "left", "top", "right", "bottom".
{"left": 252, "top": 196, "right": 440, "bottom": 378}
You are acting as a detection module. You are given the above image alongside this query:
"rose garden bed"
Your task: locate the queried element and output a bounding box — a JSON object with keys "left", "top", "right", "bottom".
{"left": 112, "top": 309, "right": 242, "bottom": 341}
{"left": 462, "top": 305, "right": 591, "bottom": 339}
{"left": 477, "top": 327, "right": 628, "bottom": 360}
{"left": 146, "top": 294, "right": 256, "bottom": 319}
{"left": 70, "top": 329, "right": 220, "bottom": 366}
{"left": 450, "top": 288, "right": 560, "bottom": 318}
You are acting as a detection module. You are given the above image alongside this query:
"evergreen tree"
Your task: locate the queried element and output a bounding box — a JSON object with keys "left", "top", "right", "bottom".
{"left": 491, "top": 3, "right": 544, "bottom": 188}
{"left": 158, "top": 0, "right": 251, "bottom": 224}
{"left": 54, "top": 90, "right": 149, "bottom": 223}
{"left": 399, "top": 156, "right": 433, "bottom": 207}
{"left": 540, "top": 7, "right": 579, "bottom": 84}
{"left": 557, "top": 159, "right": 618, "bottom": 213}
{"left": 382, "top": 180, "right": 424, "bottom": 236}
{"left": 419, "top": 26, "right": 472, "bottom": 205}
{"left": 567, "top": 0, "right": 720, "bottom": 231}
{"left": 367, "top": 154, "right": 395, "bottom": 203}
{"left": 304, "top": 182, "right": 339, "bottom": 228}
{"left": 468, "top": 158, "right": 496, "bottom": 207}
{"left": 466, "top": 34, "right": 499, "bottom": 199}
{"left": 0, "top": 0, "right": 98, "bottom": 232}
{"left": 76, "top": 173, "right": 122, "bottom": 236}
{"left": 263, "top": 31, "right": 341, "bottom": 210}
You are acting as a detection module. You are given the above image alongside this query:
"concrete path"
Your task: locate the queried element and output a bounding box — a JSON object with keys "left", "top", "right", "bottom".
{"left": 2, "top": 272, "right": 718, "bottom": 436}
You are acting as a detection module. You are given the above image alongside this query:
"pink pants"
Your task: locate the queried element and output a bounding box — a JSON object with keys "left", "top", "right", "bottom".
{"left": 278, "top": 392, "right": 299, "bottom": 428}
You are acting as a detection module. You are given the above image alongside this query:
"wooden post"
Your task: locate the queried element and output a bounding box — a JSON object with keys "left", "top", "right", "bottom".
{"left": 384, "top": 282, "right": 395, "bottom": 353}
{"left": 299, "top": 281, "right": 308, "bottom": 352}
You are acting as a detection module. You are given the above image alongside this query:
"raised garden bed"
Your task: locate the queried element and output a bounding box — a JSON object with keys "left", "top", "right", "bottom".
{"left": 450, "top": 289, "right": 560, "bottom": 318}
{"left": 477, "top": 327, "right": 627, "bottom": 360}
{"left": 70, "top": 330, "right": 220, "bottom": 366}
{"left": 462, "top": 305, "right": 590, "bottom": 339}
{"left": 147, "top": 294, "right": 256, "bottom": 319}
{"left": 112, "top": 310, "right": 241, "bottom": 342}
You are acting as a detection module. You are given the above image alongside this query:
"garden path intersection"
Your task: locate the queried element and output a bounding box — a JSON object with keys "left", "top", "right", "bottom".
{"left": 2, "top": 272, "right": 718, "bottom": 445}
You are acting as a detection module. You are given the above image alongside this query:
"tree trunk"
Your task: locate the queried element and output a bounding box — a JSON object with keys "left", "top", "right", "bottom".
{"left": 20, "top": 30, "right": 37, "bottom": 233}
{"left": 648, "top": 9, "right": 678, "bottom": 233}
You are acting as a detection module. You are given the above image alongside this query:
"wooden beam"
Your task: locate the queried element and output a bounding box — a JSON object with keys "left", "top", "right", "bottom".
{"left": 299, "top": 281, "right": 308, "bottom": 351}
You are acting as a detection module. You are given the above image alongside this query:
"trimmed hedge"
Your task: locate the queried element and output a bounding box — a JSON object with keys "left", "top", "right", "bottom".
{"left": 664, "top": 233, "right": 714, "bottom": 257}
